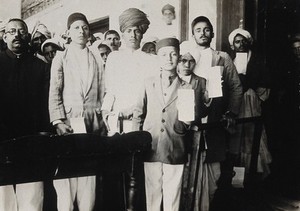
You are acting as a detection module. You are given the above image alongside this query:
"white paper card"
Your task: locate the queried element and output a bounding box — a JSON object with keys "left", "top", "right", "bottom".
{"left": 234, "top": 53, "right": 248, "bottom": 75}
{"left": 70, "top": 117, "right": 86, "bottom": 134}
{"left": 122, "top": 120, "right": 133, "bottom": 133}
{"left": 177, "top": 89, "right": 195, "bottom": 121}
{"left": 232, "top": 167, "right": 245, "bottom": 188}
{"left": 107, "top": 113, "right": 119, "bottom": 133}
{"left": 206, "top": 66, "right": 223, "bottom": 98}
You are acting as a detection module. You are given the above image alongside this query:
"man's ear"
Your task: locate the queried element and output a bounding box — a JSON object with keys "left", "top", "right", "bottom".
{"left": 3, "top": 33, "right": 8, "bottom": 44}
{"left": 211, "top": 32, "right": 214, "bottom": 39}
{"left": 66, "top": 29, "right": 70, "bottom": 38}
{"left": 118, "top": 41, "right": 121, "bottom": 47}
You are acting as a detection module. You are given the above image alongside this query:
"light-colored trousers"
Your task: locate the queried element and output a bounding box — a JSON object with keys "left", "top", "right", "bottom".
{"left": 144, "top": 162, "right": 184, "bottom": 211}
{"left": 0, "top": 182, "right": 43, "bottom": 211}
{"left": 53, "top": 176, "right": 95, "bottom": 211}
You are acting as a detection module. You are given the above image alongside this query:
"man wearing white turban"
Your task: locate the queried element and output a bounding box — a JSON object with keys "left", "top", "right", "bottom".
{"left": 31, "top": 21, "right": 52, "bottom": 63}
{"left": 228, "top": 28, "right": 253, "bottom": 51}
{"left": 226, "top": 28, "right": 271, "bottom": 190}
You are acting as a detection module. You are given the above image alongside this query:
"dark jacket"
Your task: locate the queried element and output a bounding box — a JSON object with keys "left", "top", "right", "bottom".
{"left": 0, "top": 49, "right": 50, "bottom": 141}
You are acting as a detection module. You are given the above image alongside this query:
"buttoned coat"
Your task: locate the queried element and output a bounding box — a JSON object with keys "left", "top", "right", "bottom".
{"left": 0, "top": 49, "right": 50, "bottom": 141}
{"left": 132, "top": 75, "right": 193, "bottom": 164}
{"left": 49, "top": 46, "right": 105, "bottom": 135}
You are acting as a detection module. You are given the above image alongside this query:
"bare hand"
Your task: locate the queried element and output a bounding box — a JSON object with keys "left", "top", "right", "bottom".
{"left": 55, "top": 123, "right": 73, "bottom": 136}
{"left": 203, "top": 90, "right": 211, "bottom": 104}
{"left": 119, "top": 107, "right": 133, "bottom": 120}
{"left": 101, "top": 110, "right": 115, "bottom": 131}
{"left": 221, "top": 112, "right": 236, "bottom": 134}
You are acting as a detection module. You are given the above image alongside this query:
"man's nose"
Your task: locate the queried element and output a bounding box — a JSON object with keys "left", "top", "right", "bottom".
{"left": 78, "top": 27, "right": 84, "bottom": 33}
{"left": 130, "top": 31, "right": 136, "bottom": 38}
{"left": 199, "top": 29, "right": 205, "bottom": 35}
{"left": 14, "top": 30, "right": 22, "bottom": 38}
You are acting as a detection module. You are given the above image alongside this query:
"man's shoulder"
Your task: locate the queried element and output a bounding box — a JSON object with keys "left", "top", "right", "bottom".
{"left": 0, "top": 51, "right": 7, "bottom": 60}
{"left": 213, "top": 49, "right": 231, "bottom": 58}
{"left": 144, "top": 75, "right": 157, "bottom": 84}
{"left": 27, "top": 53, "right": 47, "bottom": 68}
{"left": 191, "top": 73, "right": 206, "bottom": 82}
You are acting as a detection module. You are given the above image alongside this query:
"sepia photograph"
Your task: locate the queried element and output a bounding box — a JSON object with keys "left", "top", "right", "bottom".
{"left": 0, "top": 0, "right": 299, "bottom": 210}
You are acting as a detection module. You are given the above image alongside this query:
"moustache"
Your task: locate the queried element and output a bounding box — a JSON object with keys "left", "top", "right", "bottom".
{"left": 13, "top": 39, "right": 22, "bottom": 43}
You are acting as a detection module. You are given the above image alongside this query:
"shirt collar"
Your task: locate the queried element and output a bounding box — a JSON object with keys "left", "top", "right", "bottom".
{"left": 179, "top": 74, "right": 191, "bottom": 83}
{"left": 160, "top": 69, "right": 177, "bottom": 80}
{"left": 199, "top": 47, "right": 212, "bottom": 55}
{"left": 5, "top": 48, "right": 26, "bottom": 59}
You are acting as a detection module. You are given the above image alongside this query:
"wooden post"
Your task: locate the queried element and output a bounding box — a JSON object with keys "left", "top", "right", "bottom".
{"left": 127, "top": 153, "right": 137, "bottom": 211}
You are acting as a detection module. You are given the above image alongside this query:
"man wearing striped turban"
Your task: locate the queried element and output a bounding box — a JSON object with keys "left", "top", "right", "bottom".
{"left": 101, "top": 8, "right": 156, "bottom": 135}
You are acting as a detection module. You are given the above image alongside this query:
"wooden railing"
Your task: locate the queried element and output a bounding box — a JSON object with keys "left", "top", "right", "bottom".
{"left": 0, "top": 131, "right": 152, "bottom": 211}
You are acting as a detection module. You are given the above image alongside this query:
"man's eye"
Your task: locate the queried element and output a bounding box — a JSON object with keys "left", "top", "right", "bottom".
{"left": 19, "top": 29, "right": 26, "bottom": 34}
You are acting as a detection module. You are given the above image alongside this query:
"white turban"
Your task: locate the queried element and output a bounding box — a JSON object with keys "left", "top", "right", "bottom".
{"left": 31, "top": 22, "right": 51, "bottom": 41}
{"left": 180, "top": 41, "right": 200, "bottom": 62}
{"left": 228, "top": 28, "right": 253, "bottom": 46}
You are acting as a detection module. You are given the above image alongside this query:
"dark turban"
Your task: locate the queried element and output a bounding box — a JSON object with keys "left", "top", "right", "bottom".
{"left": 119, "top": 8, "right": 150, "bottom": 34}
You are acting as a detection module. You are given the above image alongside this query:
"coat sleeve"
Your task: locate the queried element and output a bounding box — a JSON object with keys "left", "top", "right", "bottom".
{"left": 48, "top": 52, "right": 66, "bottom": 123}
{"left": 221, "top": 52, "right": 243, "bottom": 115}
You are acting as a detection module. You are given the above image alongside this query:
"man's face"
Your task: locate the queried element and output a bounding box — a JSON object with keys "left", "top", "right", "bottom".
{"left": 157, "top": 46, "right": 179, "bottom": 71}
{"left": 122, "top": 26, "right": 143, "bottom": 50}
{"left": 178, "top": 53, "right": 196, "bottom": 76}
{"left": 192, "top": 21, "right": 213, "bottom": 47}
{"left": 105, "top": 33, "right": 120, "bottom": 51}
{"left": 68, "top": 20, "right": 90, "bottom": 46}
{"left": 292, "top": 41, "right": 300, "bottom": 61}
{"left": 3, "top": 20, "right": 29, "bottom": 54}
{"left": 32, "top": 31, "right": 47, "bottom": 54}
{"left": 43, "top": 44, "right": 57, "bottom": 63}
{"left": 98, "top": 46, "right": 111, "bottom": 64}
{"left": 142, "top": 42, "right": 156, "bottom": 55}
{"left": 162, "top": 10, "right": 175, "bottom": 25}
{"left": 232, "top": 34, "right": 250, "bottom": 52}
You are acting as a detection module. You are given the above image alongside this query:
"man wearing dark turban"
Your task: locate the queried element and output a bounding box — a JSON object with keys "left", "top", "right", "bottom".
{"left": 101, "top": 8, "right": 156, "bottom": 135}
{"left": 100, "top": 8, "right": 155, "bottom": 210}
{"left": 119, "top": 8, "right": 150, "bottom": 35}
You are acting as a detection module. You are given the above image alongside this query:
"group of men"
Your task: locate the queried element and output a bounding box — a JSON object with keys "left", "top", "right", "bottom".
{"left": 1, "top": 4, "right": 298, "bottom": 211}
